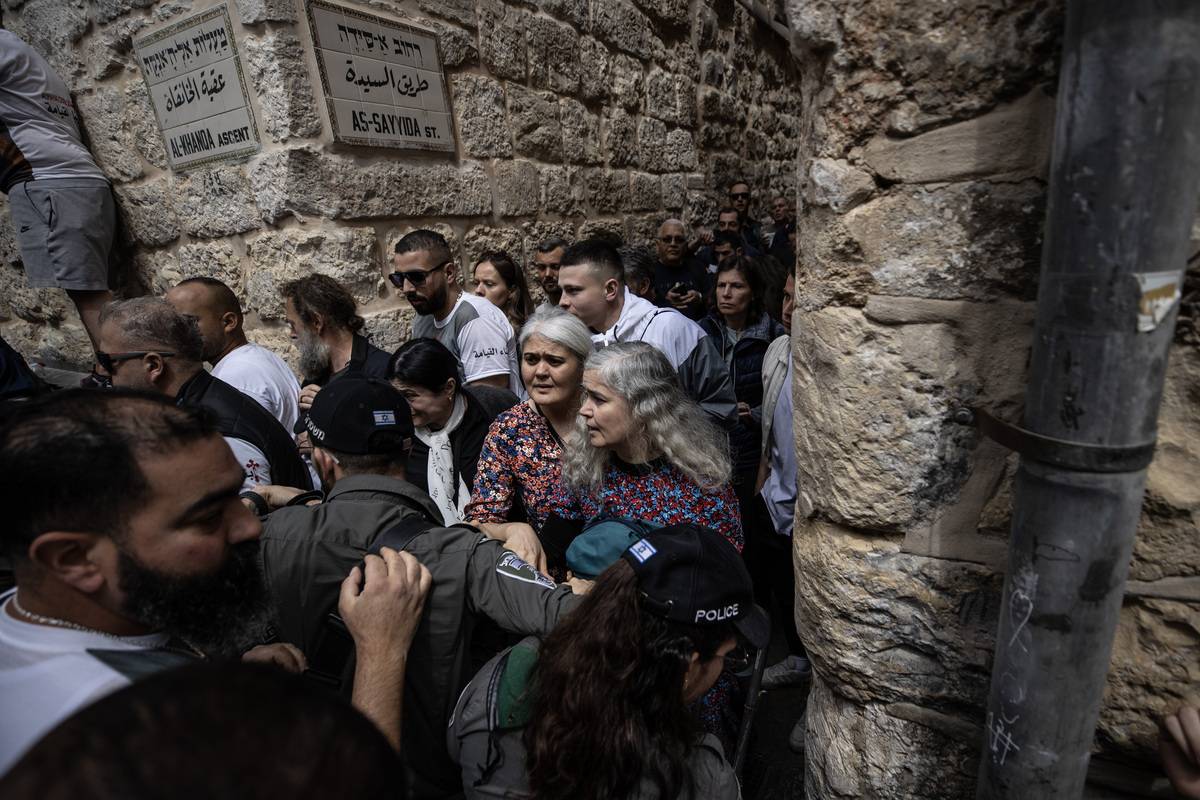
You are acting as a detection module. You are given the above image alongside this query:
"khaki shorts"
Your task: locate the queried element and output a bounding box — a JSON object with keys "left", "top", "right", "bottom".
{"left": 8, "top": 177, "right": 115, "bottom": 291}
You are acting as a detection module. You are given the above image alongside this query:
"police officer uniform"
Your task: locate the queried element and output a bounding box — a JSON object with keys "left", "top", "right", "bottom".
{"left": 257, "top": 378, "right": 579, "bottom": 799}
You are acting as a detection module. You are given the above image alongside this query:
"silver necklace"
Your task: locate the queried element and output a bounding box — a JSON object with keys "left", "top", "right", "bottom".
{"left": 9, "top": 593, "right": 128, "bottom": 641}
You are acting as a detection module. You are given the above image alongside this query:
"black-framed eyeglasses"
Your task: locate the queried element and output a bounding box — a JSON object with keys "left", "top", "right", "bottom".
{"left": 96, "top": 351, "right": 175, "bottom": 373}
{"left": 724, "top": 646, "right": 753, "bottom": 675}
{"left": 730, "top": 191, "right": 751, "bottom": 200}
{"left": 659, "top": 235, "right": 686, "bottom": 244}
{"left": 388, "top": 262, "right": 448, "bottom": 289}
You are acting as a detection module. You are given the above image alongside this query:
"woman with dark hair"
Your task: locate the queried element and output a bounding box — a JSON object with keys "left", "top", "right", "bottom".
{"left": 448, "top": 524, "right": 766, "bottom": 799}
{"left": 472, "top": 250, "right": 534, "bottom": 334}
{"left": 388, "top": 338, "right": 517, "bottom": 524}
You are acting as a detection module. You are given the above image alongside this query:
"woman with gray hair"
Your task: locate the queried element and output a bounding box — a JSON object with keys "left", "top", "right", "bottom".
{"left": 465, "top": 307, "right": 593, "bottom": 570}
{"left": 558, "top": 341, "right": 742, "bottom": 552}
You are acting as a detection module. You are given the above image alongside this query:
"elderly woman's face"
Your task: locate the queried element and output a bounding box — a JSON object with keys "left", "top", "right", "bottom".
{"left": 521, "top": 334, "right": 583, "bottom": 409}
{"left": 392, "top": 378, "right": 455, "bottom": 430}
{"left": 579, "top": 371, "right": 635, "bottom": 452}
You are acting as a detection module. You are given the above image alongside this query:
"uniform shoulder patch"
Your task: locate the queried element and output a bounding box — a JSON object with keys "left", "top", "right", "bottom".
{"left": 496, "top": 552, "right": 557, "bottom": 590}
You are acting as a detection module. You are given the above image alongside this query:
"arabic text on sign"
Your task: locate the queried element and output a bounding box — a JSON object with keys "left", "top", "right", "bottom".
{"left": 343, "top": 61, "right": 430, "bottom": 97}
{"left": 163, "top": 67, "right": 228, "bottom": 112}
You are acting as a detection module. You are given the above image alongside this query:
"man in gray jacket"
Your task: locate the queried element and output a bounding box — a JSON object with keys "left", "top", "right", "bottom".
{"left": 252, "top": 377, "right": 578, "bottom": 799}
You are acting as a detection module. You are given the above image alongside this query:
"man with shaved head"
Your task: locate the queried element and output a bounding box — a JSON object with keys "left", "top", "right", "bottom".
{"left": 166, "top": 277, "right": 300, "bottom": 432}
{"left": 652, "top": 218, "right": 710, "bottom": 320}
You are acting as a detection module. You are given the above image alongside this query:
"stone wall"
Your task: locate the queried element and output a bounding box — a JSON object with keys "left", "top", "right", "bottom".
{"left": 786, "top": 1, "right": 1200, "bottom": 797}
{"left": 0, "top": 0, "right": 801, "bottom": 369}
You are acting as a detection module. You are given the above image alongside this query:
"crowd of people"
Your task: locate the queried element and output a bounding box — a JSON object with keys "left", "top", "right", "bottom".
{"left": 3, "top": 22, "right": 1198, "bottom": 800}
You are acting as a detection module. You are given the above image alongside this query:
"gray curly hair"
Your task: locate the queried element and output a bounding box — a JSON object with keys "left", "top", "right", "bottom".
{"left": 561, "top": 342, "right": 731, "bottom": 491}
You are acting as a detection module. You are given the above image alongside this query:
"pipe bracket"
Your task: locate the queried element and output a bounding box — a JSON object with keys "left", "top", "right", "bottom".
{"left": 952, "top": 407, "right": 1157, "bottom": 473}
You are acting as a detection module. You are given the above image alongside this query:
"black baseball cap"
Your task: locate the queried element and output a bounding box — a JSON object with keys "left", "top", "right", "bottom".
{"left": 620, "top": 524, "right": 769, "bottom": 650}
{"left": 304, "top": 377, "right": 414, "bottom": 455}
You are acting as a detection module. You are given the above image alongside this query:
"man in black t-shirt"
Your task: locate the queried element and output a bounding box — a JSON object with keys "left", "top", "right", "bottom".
{"left": 651, "top": 219, "right": 710, "bottom": 321}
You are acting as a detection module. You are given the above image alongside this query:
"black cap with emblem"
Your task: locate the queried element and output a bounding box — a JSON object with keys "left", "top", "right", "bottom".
{"left": 304, "top": 377, "right": 414, "bottom": 454}
{"left": 620, "top": 524, "right": 770, "bottom": 650}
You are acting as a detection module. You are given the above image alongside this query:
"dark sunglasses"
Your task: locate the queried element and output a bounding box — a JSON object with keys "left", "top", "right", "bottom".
{"left": 730, "top": 191, "right": 751, "bottom": 200}
{"left": 723, "top": 645, "right": 753, "bottom": 675}
{"left": 96, "top": 351, "right": 175, "bottom": 373}
{"left": 388, "top": 262, "right": 447, "bottom": 289}
{"left": 659, "top": 235, "right": 686, "bottom": 244}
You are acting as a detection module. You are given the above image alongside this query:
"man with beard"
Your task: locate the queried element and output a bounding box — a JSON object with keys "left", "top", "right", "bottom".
{"left": 97, "top": 297, "right": 312, "bottom": 491}
{"left": 652, "top": 218, "right": 709, "bottom": 320}
{"left": 0, "top": 390, "right": 288, "bottom": 774}
{"left": 255, "top": 377, "right": 579, "bottom": 798}
{"left": 279, "top": 274, "right": 391, "bottom": 415}
{"left": 392, "top": 229, "right": 522, "bottom": 396}
{"left": 532, "top": 236, "right": 568, "bottom": 311}
{"left": 165, "top": 277, "right": 300, "bottom": 432}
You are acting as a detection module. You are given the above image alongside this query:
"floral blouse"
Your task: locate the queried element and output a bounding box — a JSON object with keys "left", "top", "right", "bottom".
{"left": 465, "top": 402, "right": 566, "bottom": 531}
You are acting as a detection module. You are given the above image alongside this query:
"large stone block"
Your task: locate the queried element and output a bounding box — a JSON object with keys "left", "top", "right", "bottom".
{"left": 577, "top": 37, "right": 611, "bottom": 102}
{"left": 591, "top": 0, "right": 664, "bottom": 62}
{"left": 176, "top": 166, "right": 262, "bottom": 239}
{"left": 863, "top": 89, "right": 1054, "bottom": 184}
{"left": 114, "top": 180, "right": 180, "bottom": 248}
{"left": 452, "top": 74, "right": 512, "bottom": 158}
{"left": 8, "top": 0, "right": 88, "bottom": 77}
{"left": 627, "top": 172, "right": 660, "bottom": 212}
{"left": 541, "top": 166, "right": 585, "bottom": 217}
{"left": 137, "top": 242, "right": 243, "bottom": 297}
{"left": 577, "top": 218, "right": 625, "bottom": 243}
{"left": 362, "top": 306, "right": 417, "bottom": 354}
{"left": 840, "top": 181, "right": 1044, "bottom": 302}
{"left": 85, "top": 16, "right": 146, "bottom": 80}
{"left": 2, "top": 318, "right": 93, "bottom": 371}
{"left": 243, "top": 31, "right": 322, "bottom": 142}
{"left": 125, "top": 81, "right": 168, "bottom": 170}
{"left": 609, "top": 53, "right": 644, "bottom": 111}
{"left": 661, "top": 173, "right": 687, "bottom": 211}
{"left": 806, "top": 158, "right": 876, "bottom": 214}
{"left": 462, "top": 225, "right": 525, "bottom": 270}
{"left": 96, "top": 0, "right": 156, "bottom": 24}
{"left": 246, "top": 228, "right": 382, "bottom": 320}
{"left": 426, "top": 20, "right": 478, "bottom": 67}
{"left": 805, "top": 674, "right": 980, "bottom": 800}
{"left": 417, "top": 0, "right": 476, "bottom": 28}
{"left": 623, "top": 214, "right": 660, "bottom": 249}
{"left": 560, "top": 99, "right": 601, "bottom": 165}
{"left": 494, "top": 160, "right": 541, "bottom": 218}
{"left": 645, "top": 68, "right": 697, "bottom": 128}
{"left": 603, "top": 108, "right": 638, "bottom": 168}
{"left": 662, "top": 128, "right": 697, "bottom": 171}
{"left": 632, "top": 0, "right": 689, "bottom": 28}
{"left": 636, "top": 116, "right": 666, "bottom": 172}
{"left": 76, "top": 87, "right": 143, "bottom": 183}
{"left": 528, "top": 15, "right": 580, "bottom": 94}
{"left": 0, "top": 260, "right": 73, "bottom": 325}
{"left": 235, "top": 0, "right": 296, "bottom": 23}
{"left": 793, "top": 300, "right": 1032, "bottom": 531}
{"left": 508, "top": 85, "right": 562, "bottom": 162}
{"left": 479, "top": 0, "right": 528, "bottom": 81}
{"left": 584, "top": 169, "right": 629, "bottom": 215}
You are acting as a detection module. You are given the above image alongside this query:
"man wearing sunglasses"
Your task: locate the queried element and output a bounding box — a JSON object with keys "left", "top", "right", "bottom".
{"left": 728, "top": 181, "right": 765, "bottom": 252}
{"left": 652, "top": 219, "right": 709, "bottom": 320}
{"left": 96, "top": 297, "right": 312, "bottom": 492}
{"left": 391, "top": 229, "right": 522, "bottom": 397}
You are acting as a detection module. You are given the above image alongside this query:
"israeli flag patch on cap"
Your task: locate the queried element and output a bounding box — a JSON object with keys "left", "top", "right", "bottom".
{"left": 373, "top": 410, "right": 396, "bottom": 426}
{"left": 629, "top": 539, "right": 657, "bottom": 563}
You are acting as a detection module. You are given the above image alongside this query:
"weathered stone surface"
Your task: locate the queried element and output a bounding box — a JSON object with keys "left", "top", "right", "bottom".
{"left": 9, "top": 0, "right": 88, "bottom": 77}
{"left": 805, "top": 674, "right": 979, "bottom": 800}
{"left": 76, "top": 87, "right": 143, "bottom": 183}
{"left": 114, "top": 181, "right": 180, "bottom": 247}
{"left": 427, "top": 20, "right": 478, "bottom": 67}
{"left": 633, "top": 0, "right": 689, "bottom": 28}
{"left": 577, "top": 37, "right": 611, "bottom": 102}
{"left": 1, "top": 318, "right": 92, "bottom": 371}
{"left": 840, "top": 181, "right": 1044, "bottom": 302}
{"left": 243, "top": 31, "right": 322, "bottom": 142}
{"left": 623, "top": 213, "right": 660, "bottom": 248}
{"left": 645, "top": 68, "right": 697, "bottom": 128}
{"left": 246, "top": 228, "right": 381, "bottom": 319}
{"left": 560, "top": 98, "right": 601, "bottom": 165}
{"left": 662, "top": 128, "right": 697, "bottom": 171}
{"left": 528, "top": 15, "right": 580, "bottom": 94}
{"left": 609, "top": 53, "right": 644, "bottom": 111}
{"left": 539, "top": 0, "right": 588, "bottom": 28}
{"left": 96, "top": 0, "right": 157, "bottom": 24}
{"left": 793, "top": 300, "right": 1032, "bottom": 530}
{"left": 661, "top": 173, "right": 687, "bottom": 211}
{"left": 452, "top": 74, "right": 512, "bottom": 158}
{"left": 806, "top": 158, "right": 876, "bottom": 213}
{"left": 244, "top": 326, "right": 299, "bottom": 373}
{"left": 362, "top": 306, "right": 417, "bottom": 354}
{"left": 249, "top": 147, "right": 492, "bottom": 223}
{"left": 125, "top": 81, "right": 168, "bottom": 170}
{"left": 578, "top": 218, "right": 625, "bottom": 243}
{"left": 86, "top": 16, "right": 146, "bottom": 80}
{"left": 541, "top": 166, "right": 585, "bottom": 217}
{"left": 863, "top": 89, "right": 1054, "bottom": 184}
{"left": 627, "top": 172, "right": 660, "bottom": 212}
{"left": 591, "top": 0, "right": 664, "bottom": 61}
{"left": 479, "top": 0, "right": 527, "bottom": 81}
{"left": 462, "top": 225, "right": 524, "bottom": 270}
{"left": 176, "top": 166, "right": 262, "bottom": 239}
{"left": 603, "top": 108, "right": 637, "bottom": 168}
{"left": 137, "top": 241, "right": 242, "bottom": 297}
{"left": 584, "top": 169, "right": 628, "bottom": 215}
{"left": 417, "top": 0, "right": 475, "bottom": 28}
{"left": 0, "top": 198, "right": 19, "bottom": 269}
{"left": 636, "top": 117, "right": 666, "bottom": 172}
{"left": 494, "top": 161, "right": 541, "bottom": 218}
{"left": 234, "top": 0, "right": 295, "bottom": 23}
{"left": 0, "top": 261, "right": 73, "bottom": 325}
{"left": 508, "top": 85, "right": 562, "bottom": 162}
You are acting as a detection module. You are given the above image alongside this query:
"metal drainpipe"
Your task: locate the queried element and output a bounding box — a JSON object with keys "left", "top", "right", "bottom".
{"left": 974, "top": 1, "right": 1200, "bottom": 798}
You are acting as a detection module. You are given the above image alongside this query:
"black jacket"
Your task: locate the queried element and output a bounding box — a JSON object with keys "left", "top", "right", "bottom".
{"left": 176, "top": 370, "right": 312, "bottom": 490}
{"left": 406, "top": 385, "right": 518, "bottom": 506}
{"left": 301, "top": 332, "right": 391, "bottom": 387}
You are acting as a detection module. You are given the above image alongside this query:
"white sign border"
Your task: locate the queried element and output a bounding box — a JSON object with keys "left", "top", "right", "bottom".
{"left": 304, "top": 0, "right": 457, "bottom": 153}
{"left": 133, "top": 3, "right": 262, "bottom": 172}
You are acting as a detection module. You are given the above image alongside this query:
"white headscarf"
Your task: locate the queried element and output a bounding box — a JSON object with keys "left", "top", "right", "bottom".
{"left": 414, "top": 394, "right": 470, "bottom": 525}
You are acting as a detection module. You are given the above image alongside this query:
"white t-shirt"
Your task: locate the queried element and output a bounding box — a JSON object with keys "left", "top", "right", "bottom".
{"left": 211, "top": 342, "right": 301, "bottom": 433}
{"left": 412, "top": 293, "right": 524, "bottom": 398}
{"left": 0, "top": 591, "right": 168, "bottom": 775}
{"left": 225, "top": 436, "right": 271, "bottom": 490}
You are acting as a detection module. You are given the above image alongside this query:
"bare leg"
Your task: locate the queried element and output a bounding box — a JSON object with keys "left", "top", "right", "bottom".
{"left": 65, "top": 288, "right": 113, "bottom": 354}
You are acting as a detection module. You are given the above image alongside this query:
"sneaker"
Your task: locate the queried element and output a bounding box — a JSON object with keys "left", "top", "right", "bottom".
{"left": 788, "top": 717, "right": 806, "bottom": 753}
{"left": 761, "top": 654, "right": 811, "bottom": 689}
